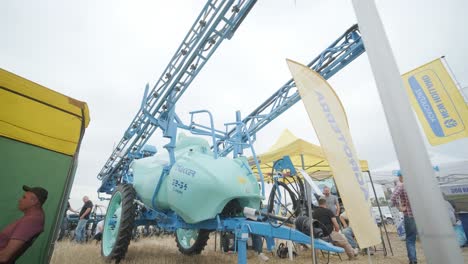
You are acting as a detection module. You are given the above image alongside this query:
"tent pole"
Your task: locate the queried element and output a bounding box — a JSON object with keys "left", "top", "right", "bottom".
{"left": 305, "top": 183, "right": 317, "bottom": 264}
{"left": 301, "top": 154, "right": 305, "bottom": 170}
{"left": 301, "top": 154, "right": 317, "bottom": 264}
{"left": 367, "top": 170, "right": 393, "bottom": 256}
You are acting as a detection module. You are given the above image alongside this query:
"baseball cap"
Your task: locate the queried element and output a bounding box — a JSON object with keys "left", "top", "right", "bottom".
{"left": 23, "top": 185, "right": 48, "bottom": 205}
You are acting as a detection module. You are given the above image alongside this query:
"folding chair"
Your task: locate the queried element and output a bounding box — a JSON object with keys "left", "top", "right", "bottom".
{"left": 319, "top": 236, "right": 343, "bottom": 264}
{"left": 295, "top": 216, "right": 342, "bottom": 264}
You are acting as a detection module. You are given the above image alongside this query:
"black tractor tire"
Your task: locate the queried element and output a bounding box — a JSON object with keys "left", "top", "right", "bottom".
{"left": 101, "top": 184, "right": 136, "bottom": 263}
{"left": 175, "top": 228, "right": 210, "bottom": 255}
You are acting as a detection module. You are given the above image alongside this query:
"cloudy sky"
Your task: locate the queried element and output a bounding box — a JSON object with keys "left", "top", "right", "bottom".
{"left": 2, "top": 0, "right": 467, "bottom": 208}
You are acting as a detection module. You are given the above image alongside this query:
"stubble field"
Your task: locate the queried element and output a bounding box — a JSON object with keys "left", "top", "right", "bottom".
{"left": 50, "top": 232, "right": 468, "bottom": 264}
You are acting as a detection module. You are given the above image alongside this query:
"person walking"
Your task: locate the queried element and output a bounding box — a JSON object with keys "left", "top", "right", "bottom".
{"left": 75, "top": 196, "right": 93, "bottom": 243}
{"left": 390, "top": 172, "right": 417, "bottom": 264}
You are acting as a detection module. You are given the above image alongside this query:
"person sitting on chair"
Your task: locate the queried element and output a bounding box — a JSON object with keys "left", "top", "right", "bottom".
{"left": 0, "top": 185, "right": 48, "bottom": 263}
{"left": 339, "top": 210, "right": 358, "bottom": 249}
{"left": 297, "top": 196, "right": 357, "bottom": 260}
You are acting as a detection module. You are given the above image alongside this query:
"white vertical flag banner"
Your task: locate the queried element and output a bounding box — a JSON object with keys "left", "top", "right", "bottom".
{"left": 351, "top": 0, "right": 463, "bottom": 262}
{"left": 287, "top": 59, "right": 380, "bottom": 248}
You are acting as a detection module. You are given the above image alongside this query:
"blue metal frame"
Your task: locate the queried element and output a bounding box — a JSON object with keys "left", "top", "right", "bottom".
{"left": 133, "top": 208, "right": 344, "bottom": 264}
{"left": 95, "top": 2, "right": 366, "bottom": 263}
{"left": 218, "top": 24, "right": 364, "bottom": 157}
{"left": 97, "top": 0, "right": 258, "bottom": 193}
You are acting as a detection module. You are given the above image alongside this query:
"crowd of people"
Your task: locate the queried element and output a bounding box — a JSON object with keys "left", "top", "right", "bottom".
{"left": 0, "top": 182, "right": 374, "bottom": 263}
{"left": 291, "top": 173, "right": 463, "bottom": 264}
{"left": 1, "top": 175, "right": 465, "bottom": 263}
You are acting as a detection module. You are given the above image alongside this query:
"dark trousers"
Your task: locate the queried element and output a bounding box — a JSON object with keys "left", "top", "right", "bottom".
{"left": 57, "top": 216, "right": 68, "bottom": 241}
{"left": 404, "top": 216, "right": 417, "bottom": 262}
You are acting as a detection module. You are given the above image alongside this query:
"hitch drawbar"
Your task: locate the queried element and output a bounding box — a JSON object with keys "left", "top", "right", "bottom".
{"left": 243, "top": 207, "right": 295, "bottom": 224}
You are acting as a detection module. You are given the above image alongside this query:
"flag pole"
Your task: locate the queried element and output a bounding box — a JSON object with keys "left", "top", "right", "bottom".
{"left": 441, "top": 56, "right": 468, "bottom": 102}
{"left": 351, "top": 0, "right": 464, "bottom": 263}
{"left": 301, "top": 154, "right": 317, "bottom": 264}
{"left": 366, "top": 170, "right": 393, "bottom": 256}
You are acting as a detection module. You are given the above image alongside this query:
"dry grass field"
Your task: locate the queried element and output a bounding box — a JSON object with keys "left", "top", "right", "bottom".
{"left": 50, "top": 232, "right": 468, "bottom": 264}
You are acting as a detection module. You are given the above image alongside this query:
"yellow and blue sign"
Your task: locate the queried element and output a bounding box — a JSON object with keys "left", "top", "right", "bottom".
{"left": 402, "top": 58, "right": 468, "bottom": 145}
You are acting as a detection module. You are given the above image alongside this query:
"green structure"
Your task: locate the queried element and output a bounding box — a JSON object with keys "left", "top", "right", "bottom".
{"left": 0, "top": 68, "right": 90, "bottom": 263}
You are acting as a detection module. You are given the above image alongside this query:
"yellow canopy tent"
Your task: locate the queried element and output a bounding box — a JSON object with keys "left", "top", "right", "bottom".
{"left": 251, "top": 129, "right": 368, "bottom": 182}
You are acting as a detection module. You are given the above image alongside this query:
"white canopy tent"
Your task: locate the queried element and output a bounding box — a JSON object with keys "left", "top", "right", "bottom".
{"left": 371, "top": 153, "right": 468, "bottom": 182}
{"left": 371, "top": 152, "right": 468, "bottom": 210}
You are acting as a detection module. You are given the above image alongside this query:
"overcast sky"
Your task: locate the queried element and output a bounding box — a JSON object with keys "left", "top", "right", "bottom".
{"left": 2, "top": 0, "right": 467, "bottom": 208}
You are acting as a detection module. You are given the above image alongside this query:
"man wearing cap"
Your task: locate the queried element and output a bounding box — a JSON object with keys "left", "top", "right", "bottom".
{"left": 390, "top": 172, "right": 417, "bottom": 264}
{"left": 0, "top": 185, "right": 48, "bottom": 263}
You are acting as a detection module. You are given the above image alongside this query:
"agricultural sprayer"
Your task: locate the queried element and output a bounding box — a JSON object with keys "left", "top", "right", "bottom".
{"left": 96, "top": 1, "right": 366, "bottom": 263}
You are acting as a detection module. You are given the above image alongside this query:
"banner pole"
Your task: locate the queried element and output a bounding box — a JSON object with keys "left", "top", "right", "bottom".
{"left": 441, "top": 56, "right": 468, "bottom": 102}
{"left": 305, "top": 183, "right": 317, "bottom": 264}
{"left": 300, "top": 154, "right": 317, "bottom": 263}
{"left": 367, "top": 171, "right": 393, "bottom": 256}
{"left": 351, "top": 1, "right": 464, "bottom": 263}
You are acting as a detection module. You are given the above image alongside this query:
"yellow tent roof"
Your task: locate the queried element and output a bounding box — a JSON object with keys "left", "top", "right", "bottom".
{"left": 251, "top": 129, "right": 368, "bottom": 181}
{"left": 0, "top": 68, "right": 90, "bottom": 155}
